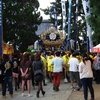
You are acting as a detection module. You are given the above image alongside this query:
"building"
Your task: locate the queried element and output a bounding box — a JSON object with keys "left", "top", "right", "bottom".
{"left": 36, "top": 20, "right": 52, "bottom": 35}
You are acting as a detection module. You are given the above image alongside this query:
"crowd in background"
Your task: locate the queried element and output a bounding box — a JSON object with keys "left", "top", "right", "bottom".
{"left": 0, "top": 50, "right": 100, "bottom": 100}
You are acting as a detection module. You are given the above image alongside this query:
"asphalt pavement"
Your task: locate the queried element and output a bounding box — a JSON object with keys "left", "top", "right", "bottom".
{"left": 0, "top": 79, "right": 100, "bottom": 100}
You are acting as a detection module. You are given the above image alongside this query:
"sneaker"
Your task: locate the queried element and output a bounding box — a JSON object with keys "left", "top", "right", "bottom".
{"left": 9, "top": 94, "right": 13, "bottom": 97}
{"left": 28, "top": 94, "right": 32, "bottom": 97}
{"left": 90, "top": 99, "right": 94, "bottom": 100}
{"left": 22, "top": 93, "right": 27, "bottom": 97}
{"left": 71, "top": 86, "right": 74, "bottom": 89}
{"left": 53, "top": 85, "right": 56, "bottom": 90}
{"left": 55, "top": 87, "right": 59, "bottom": 91}
{"left": 22, "top": 93, "right": 25, "bottom": 97}
{"left": 74, "top": 87, "right": 80, "bottom": 91}
{"left": 45, "top": 78, "right": 48, "bottom": 83}
{"left": 2, "top": 95, "right": 6, "bottom": 99}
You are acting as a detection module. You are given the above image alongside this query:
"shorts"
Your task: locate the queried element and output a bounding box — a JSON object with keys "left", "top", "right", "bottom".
{"left": 70, "top": 71, "right": 80, "bottom": 82}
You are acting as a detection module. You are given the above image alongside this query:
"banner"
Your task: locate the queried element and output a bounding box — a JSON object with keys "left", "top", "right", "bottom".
{"left": 67, "top": 0, "right": 72, "bottom": 49}
{"left": 61, "top": 0, "right": 66, "bottom": 35}
{"left": 0, "top": 0, "right": 2, "bottom": 55}
{"left": 82, "top": 0, "right": 93, "bottom": 51}
{"left": 52, "top": 2, "right": 57, "bottom": 29}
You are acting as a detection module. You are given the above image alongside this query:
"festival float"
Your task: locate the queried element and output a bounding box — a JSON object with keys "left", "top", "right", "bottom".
{"left": 35, "top": 24, "right": 67, "bottom": 51}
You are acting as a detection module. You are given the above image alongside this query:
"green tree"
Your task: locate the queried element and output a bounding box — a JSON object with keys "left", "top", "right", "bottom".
{"left": 41, "top": 0, "right": 87, "bottom": 52}
{"left": 3, "top": 0, "right": 42, "bottom": 52}
{"left": 88, "top": 0, "right": 100, "bottom": 46}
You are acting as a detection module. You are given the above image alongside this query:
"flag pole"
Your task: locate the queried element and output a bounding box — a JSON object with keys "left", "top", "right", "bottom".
{"left": 51, "top": 2, "right": 58, "bottom": 29}
{"left": 74, "top": 0, "right": 78, "bottom": 50}
{"left": 0, "top": 0, "right": 3, "bottom": 56}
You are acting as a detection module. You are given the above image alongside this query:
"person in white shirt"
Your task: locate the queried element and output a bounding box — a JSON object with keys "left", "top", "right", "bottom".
{"left": 68, "top": 52, "right": 80, "bottom": 91}
{"left": 79, "top": 53, "right": 94, "bottom": 100}
{"left": 52, "top": 51, "right": 65, "bottom": 91}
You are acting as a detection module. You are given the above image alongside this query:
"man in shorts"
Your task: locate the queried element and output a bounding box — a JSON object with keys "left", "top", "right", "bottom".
{"left": 68, "top": 52, "right": 80, "bottom": 91}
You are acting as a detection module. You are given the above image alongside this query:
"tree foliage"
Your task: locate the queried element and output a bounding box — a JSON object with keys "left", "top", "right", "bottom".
{"left": 2, "top": 0, "right": 42, "bottom": 52}
{"left": 88, "top": 0, "right": 100, "bottom": 46}
{"left": 41, "top": 0, "right": 87, "bottom": 52}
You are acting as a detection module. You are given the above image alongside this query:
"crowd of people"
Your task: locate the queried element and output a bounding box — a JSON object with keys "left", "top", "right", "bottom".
{"left": 0, "top": 50, "right": 99, "bottom": 100}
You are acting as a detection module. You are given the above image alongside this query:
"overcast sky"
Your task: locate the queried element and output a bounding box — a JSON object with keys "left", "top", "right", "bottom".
{"left": 38, "top": 0, "right": 55, "bottom": 19}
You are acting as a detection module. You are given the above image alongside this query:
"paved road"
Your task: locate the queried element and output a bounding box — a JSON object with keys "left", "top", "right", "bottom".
{"left": 68, "top": 82, "right": 100, "bottom": 100}
{"left": 0, "top": 80, "right": 100, "bottom": 100}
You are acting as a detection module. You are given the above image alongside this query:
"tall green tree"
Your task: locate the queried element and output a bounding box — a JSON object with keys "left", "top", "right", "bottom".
{"left": 3, "top": 0, "right": 42, "bottom": 52}
{"left": 88, "top": 0, "right": 100, "bottom": 46}
{"left": 41, "top": 0, "right": 87, "bottom": 52}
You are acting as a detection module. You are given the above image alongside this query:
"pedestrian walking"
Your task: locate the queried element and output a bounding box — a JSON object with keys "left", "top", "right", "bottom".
{"left": 47, "top": 51, "right": 54, "bottom": 82}
{"left": 30, "top": 54, "right": 35, "bottom": 89}
{"left": 40, "top": 51, "right": 47, "bottom": 86}
{"left": 79, "top": 53, "right": 94, "bottom": 100}
{"left": 51, "top": 51, "right": 66, "bottom": 91}
{"left": 68, "top": 52, "right": 80, "bottom": 91}
{"left": 32, "top": 53, "right": 45, "bottom": 98}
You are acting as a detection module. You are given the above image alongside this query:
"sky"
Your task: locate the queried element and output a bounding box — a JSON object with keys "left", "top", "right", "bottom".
{"left": 38, "top": 0, "right": 55, "bottom": 20}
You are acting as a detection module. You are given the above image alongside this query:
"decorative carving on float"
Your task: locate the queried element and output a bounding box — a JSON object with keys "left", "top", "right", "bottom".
{"left": 40, "top": 24, "right": 66, "bottom": 46}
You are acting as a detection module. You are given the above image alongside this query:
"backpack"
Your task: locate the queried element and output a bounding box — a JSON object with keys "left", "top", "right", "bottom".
{"left": 34, "top": 70, "right": 44, "bottom": 82}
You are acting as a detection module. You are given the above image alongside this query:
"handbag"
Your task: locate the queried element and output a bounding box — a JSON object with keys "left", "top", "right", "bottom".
{"left": 12, "top": 72, "right": 18, "bottom": 78}
{"left": 24, "top": 74, "right": 29, "bottom": 78}
{"left": 34, "top": 70, "right": 44, "bottom": 82}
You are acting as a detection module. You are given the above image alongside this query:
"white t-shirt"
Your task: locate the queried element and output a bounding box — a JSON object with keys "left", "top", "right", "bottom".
{"left": 68, "top": 57, "right": 79, "bottom": 72}
{"left": 79, "top": 60, "right": 93, "bottom": 79}
{"left": 52, "top": 57, "right": 64, "bottom": 72}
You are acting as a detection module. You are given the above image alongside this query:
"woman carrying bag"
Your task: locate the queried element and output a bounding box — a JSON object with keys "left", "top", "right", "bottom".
{"left": 79, "top": 53, "right": 94, "bottom": 100}
{"left": 20, "top": 53, "right": 32, "bottom": 97}
{"left": 32, "top": 53, "right": 45, "bottom": 98}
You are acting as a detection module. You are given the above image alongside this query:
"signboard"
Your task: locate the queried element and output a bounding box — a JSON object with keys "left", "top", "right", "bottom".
{"left": 0, "top": 0, "right": 2, "bottom": 56}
